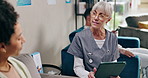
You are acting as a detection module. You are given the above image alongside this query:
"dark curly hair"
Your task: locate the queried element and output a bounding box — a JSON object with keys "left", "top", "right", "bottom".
{"left": 0, "top": 0, "right": 19, "bottom": 44}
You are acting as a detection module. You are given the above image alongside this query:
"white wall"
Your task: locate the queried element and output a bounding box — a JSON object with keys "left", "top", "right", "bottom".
{"left": 141, "top": 0, "right": 148, "bottom": 3}
{"left": 8, "top": 0, "right": 82, "bottom": 66}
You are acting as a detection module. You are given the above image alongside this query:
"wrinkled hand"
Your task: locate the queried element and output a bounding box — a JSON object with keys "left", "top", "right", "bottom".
{"left": 110, "top": 76, "right": 120, "bottom": 78}
{"left": 88, "top": 68, "right": 97, "bottom": 78}
{"left": 119, "top": 48, "right": 135, "bottom": 57}
{"left": 124, "top": 50, "right": 135, "bottom": 57}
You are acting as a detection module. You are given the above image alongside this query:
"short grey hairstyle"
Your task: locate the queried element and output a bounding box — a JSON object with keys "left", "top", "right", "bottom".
{"left": 92, "top": 1, "right": 113, "bottom": 18}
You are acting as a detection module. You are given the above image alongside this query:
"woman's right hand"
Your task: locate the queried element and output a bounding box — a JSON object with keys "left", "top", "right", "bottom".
{"left": 119, "top": 48, "right": 135, "bottom": 57}
{"left": 88, "top": 68, "right": 97, "bottom": 78}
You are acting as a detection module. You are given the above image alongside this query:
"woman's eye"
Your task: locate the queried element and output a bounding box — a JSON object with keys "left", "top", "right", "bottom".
{"left": 18, "top": 38, "right": 21, "bottom": 41}
{"left": 92, "top": 12, "right": 96, "bottom": 15}
{"left": 100, "top": 15, "right": 104, "bottom": 17}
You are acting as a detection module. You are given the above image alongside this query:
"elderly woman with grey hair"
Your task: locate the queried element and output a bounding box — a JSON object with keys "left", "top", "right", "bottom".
{"left": 67, "top": 1, "right": 120, "bottom": 78}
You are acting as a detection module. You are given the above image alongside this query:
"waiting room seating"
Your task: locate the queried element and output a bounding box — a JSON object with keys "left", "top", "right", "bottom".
{"left": 14, "top": 53, "right": 62, "bottom": 78}
{"left": 119, "top": 14, "right": 148, "bottom": 48}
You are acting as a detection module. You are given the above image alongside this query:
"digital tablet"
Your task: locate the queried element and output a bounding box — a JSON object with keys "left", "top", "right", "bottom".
{"left": 94, "top": 61, "right": 126, "bottom": 78}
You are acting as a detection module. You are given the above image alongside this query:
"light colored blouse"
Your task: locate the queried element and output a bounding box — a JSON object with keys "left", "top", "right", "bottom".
{"left": 0, "top": 57, "right": 32, "bottom": 78}
{"left": 2, "top": 63, "right": 20, "bottom": 78}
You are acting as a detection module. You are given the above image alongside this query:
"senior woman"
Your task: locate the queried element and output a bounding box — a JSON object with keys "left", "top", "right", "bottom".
{"left": 67, "top": 1, "right": 120, "bottom": 78}
{"left": 0, "top": 0, "right": 32, "bottom": 78}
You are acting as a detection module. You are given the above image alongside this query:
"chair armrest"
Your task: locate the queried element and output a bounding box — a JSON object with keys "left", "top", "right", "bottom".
{"left": 118, "top": 36, "right": 140, "bottom": 48}
{"left": 42, "top": 64, "right": 61, "bottom": 75}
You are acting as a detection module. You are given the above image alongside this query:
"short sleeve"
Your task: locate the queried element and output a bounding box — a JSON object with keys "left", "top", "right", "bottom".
{"left": 67, "top": 34, "right": 83, "bottom": 59}
{"left": 69, "top": 31, "right": 77, "bottom": 43}
{"left": 112, "top": 36, "right": 120, "bottom": 61}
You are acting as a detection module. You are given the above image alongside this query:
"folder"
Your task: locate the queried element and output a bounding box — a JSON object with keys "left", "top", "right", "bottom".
{"left": 95, "top": 61, "right": 126, "bottom": 78}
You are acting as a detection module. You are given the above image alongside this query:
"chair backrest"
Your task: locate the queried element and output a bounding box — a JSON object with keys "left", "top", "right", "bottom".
{"left": 61, "top": 45, "right": 76, "bottom": 76}
{"left": 14, "top": 54, "right": 42, "bottom": 78}
{"left": 126, "top": 15, "right": 148, "bottom": 28}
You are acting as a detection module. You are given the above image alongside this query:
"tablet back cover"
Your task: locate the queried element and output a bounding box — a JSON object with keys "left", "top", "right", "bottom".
{"left": 95, "top": 61, "right": 126, "bottom": 78}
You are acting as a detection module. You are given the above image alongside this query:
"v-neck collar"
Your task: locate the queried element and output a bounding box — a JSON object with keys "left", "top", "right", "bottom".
{"left": 88, "top": 28, "right": 109, "bottom": 51}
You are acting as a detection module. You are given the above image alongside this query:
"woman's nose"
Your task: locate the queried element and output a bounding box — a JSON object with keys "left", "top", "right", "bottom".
{"left": 94, "top": 15, "right": 99, "bottom": 21}
{"left": 94, "top": 15, "right": 99, "bottom": 19}
{"left": 22, "top": 35, "right": 26, "bottom": 43}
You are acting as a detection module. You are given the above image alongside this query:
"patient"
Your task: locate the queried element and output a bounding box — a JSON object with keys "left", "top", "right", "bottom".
{"left": 0, "top": 0, "right": 32, "bottom": 78}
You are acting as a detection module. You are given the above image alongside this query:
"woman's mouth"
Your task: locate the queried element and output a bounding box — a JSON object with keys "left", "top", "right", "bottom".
{"left": 92, "top": 20, "right": 100, "bottom": 25}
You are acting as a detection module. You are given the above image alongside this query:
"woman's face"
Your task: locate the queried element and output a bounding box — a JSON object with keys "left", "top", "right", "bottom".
{"left": 90, "top": 9, "right": 111, "bottom": 29}
{"left": 5, "top": 23, "right": 26, "bottom": 56}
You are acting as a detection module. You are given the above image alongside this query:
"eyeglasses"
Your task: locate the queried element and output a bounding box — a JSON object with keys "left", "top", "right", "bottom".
{"left": 91, "top": 11, "right": 109, "bottom": 20}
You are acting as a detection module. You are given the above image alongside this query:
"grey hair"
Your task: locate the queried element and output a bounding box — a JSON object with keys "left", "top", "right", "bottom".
{"left": 92, "top": 1, "right": 113, "bottom": 18}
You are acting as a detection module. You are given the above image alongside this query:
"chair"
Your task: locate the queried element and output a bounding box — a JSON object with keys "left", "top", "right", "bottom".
{"left": 31, "top": 52, "right": 61, "bottom": 75}
{"left": 117, "top": 55, "right": 140, "bottom": 78}
{"left": 14, "top": 54, "right": 42, "bottom": 78}
{"left": 61, "top": 36, "right": 141, "bottom": 78}
{"left": 119, "top": 14, "right": 148, "bottom": 48}
{"left": 14, "top": 53, "right": 62, "bottom": 78}
{"left": 125, "top": 15, "right": 148, "bottom": 28}
{"left": 61, "top": 45, "right": 76, "bottom": 76}
{"left": 118, "top": 36, "right": 141, "bottom": 78}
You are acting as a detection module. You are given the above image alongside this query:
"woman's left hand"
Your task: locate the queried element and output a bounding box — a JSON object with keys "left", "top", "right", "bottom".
{"left": 88, "top": 68, "right": 97, "bottom": 78}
